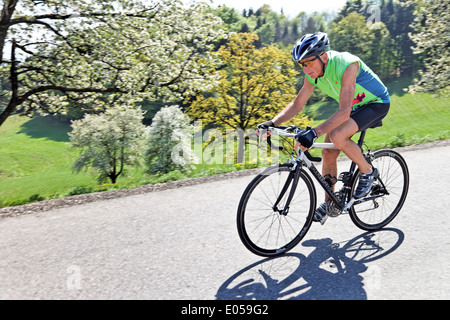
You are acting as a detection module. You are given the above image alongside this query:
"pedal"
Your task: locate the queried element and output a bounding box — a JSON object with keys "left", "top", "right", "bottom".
{"left": 324, "top": 174, "right": 338, "bottom": 187}
{"left": 320, "top": 214, "right": 328, "bottom": 225}
{"left": 338, "top": 172, "right": 352, "bottom": 185}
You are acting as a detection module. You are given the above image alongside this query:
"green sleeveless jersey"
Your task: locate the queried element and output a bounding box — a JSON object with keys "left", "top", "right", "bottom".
{"left": 306, "top": 50, "right": 390, "bottom": 107}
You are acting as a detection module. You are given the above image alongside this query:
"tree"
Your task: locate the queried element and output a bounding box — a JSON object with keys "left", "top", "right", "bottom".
{"left": 256, "top": 23, "right": 275, "bottom": 47}
{"left": 69, "top": 106, "right": 146, "bottom": 184}
{"left": 187, "top": 33, "right": 311, "bottom": 163}
{"left": 367, "top": 22, "right": 396, "bottom": 80}
{"left": 145, "top": 105, "right": 195, "bottom": 173}
{"left": 393, "top": 1, "right": 416, "bottom": 75}
{"left": 334, "top": 0, "right": 364, "bottom": 22}
{"left": 328, "top": 12, "right": 395, "bottom": 80}
{"left": 304, "top": 17, "right": 316, "bottom": 34}
{"left": 333, "top": 0, "right": 418, "bottom": 79}
{"left": 0, "top": 0, "right": 225, "bottom": 127}
{"left": 213, "top": 5, "right": 245, "bottom": 32}
{"left": 329, "top": 12, "right": 374, "bottom": 60}
{"left": 404, "top": 0, "right": 450, "bottom": 95}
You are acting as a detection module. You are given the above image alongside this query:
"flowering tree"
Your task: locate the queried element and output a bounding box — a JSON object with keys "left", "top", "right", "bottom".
{"left": 403, "top": 0, "right": 449, "bottom": 95}
{"left": 0, "top": 0, "right": 224, "bottom": 126}
{"left": 69, "top": 105, "right": 146, "bottom": 184}
{"left": 145, "top": 105, "right": 195, "bottom": 173}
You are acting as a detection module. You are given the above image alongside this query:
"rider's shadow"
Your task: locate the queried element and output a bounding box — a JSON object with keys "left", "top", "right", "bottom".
{"left": 217, "top": 228, "right": 404, "bottom": 300}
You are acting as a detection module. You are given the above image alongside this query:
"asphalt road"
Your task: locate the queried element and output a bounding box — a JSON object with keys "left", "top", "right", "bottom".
{"left": 1, "top": 141, "right": 449, "bottom": 300}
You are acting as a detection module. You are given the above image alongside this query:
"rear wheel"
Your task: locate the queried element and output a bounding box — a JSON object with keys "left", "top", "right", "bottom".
{"left": 349, "top": 150, "right": 409, "bottom": 231}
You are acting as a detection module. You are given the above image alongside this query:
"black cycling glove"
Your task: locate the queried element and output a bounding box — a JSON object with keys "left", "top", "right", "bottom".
{"left": 257, "top": 120, "right": 274, "bottom": 131}
{"left": 295, "top": 128, "right": 317, "bottom": 148}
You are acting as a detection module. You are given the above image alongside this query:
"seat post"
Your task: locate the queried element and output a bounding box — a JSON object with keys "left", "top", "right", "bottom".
{"left": 357, "top": 130, "right": 367, "bottom": 148}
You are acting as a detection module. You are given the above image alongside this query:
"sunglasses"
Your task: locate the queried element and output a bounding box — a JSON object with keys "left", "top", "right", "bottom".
{"left": 298, "top": 55, "right": 321, "bottom": 68}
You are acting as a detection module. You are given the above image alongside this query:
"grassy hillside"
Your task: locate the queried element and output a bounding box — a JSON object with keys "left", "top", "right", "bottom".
{"left": 309, "top": 80, "right": 450, "bottom": 149}
{"left": 0, "top": 82, "right": 449, "bottom": 207}
{"left": 0, "top": 116, "right": 95, "bottom": 206}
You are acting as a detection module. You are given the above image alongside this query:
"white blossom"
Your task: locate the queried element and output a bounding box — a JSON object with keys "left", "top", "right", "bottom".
{"left": 146, "top": 105, "right": 196, "bottom": 173}
{"left": 69, "top": 105, "right": 146, "bottom": 183}
{"left": 1, "top": 0, "right": 226, "bottom": 124}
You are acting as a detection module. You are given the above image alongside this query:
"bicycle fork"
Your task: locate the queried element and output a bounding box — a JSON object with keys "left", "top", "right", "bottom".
{"left": 272, "top": 165, "right": 302, "bottom": 216}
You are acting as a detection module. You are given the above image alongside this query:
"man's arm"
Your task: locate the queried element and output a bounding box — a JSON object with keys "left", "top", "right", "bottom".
{"left": 271, "top": 76, "right": 315, "bottom": 126}
{"left": 314, "top": 62, "right": 359, "bottom": 137}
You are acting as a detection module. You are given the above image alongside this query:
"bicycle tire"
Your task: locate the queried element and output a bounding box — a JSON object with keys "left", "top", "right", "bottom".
{"left": 237, "top": 164, "right": 316, "bottom": 257}
{"left": 349, "top": 149, "right": 409, "bottom": 231}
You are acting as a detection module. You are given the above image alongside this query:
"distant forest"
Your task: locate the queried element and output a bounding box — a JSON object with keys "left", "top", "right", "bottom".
{"left": 214, "top": 0, "right": 418, "bottom": 81}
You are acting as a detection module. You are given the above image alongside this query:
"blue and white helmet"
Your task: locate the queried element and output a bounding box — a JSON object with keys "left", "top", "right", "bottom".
{"left": 292, "top": 32, "right": 330, "bottom": 62}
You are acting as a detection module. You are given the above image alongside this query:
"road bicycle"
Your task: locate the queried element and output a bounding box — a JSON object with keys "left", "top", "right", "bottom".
{"left": 237, "top": 125, "right": 409, "bottom": 257}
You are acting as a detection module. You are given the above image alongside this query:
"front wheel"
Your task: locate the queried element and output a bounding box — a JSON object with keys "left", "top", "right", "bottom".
{"left": 349, "top": 150, "right": 409, "bottom": 231}
{"left": 237, "top": 164, "right": 316, "bottom": 257}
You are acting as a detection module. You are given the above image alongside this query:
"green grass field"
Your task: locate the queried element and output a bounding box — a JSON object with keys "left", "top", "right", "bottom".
{"left": 0, "top": 116, "right": 95, "bottom": 206}
{"left": 309, "top": 80, "right": 450, "bottom": 149}
{"left": 1, "top": 82, "right": 449, "bottom": 207}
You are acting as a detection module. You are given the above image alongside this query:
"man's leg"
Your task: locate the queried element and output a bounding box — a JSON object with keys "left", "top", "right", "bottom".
{"left": 322, "top": 133, "right": 340, "bottom": 202}
{"left": 315, "top": 118, "right": 375, "bottom": 222}
{"left": 314, "top": 134, "right": 341, "bottom": 222}
{"left": 328, "top": 118, "right": 372, "bottom": 174}
{"left": 329, "top": 118, "right": 379, "bottom": 199}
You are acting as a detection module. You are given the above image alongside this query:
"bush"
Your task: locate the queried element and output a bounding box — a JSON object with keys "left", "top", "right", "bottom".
{"left": 387, "top": 133, "right": 407, "bottom": 148}
{"left": 67, "top": 186, "right": 94, "bottom": 196}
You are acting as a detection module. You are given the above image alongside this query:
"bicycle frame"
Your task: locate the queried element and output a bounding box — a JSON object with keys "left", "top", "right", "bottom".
{"left": 272, "top": 128, "right": 369, "bottom": 214}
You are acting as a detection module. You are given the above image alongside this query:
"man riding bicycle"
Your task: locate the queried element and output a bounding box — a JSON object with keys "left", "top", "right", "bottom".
{"left": 258, "top": 32, "right": 390, "bottom": 222}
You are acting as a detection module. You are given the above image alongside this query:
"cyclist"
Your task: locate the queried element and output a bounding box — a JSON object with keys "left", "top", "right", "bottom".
{"left": 258, "top": 32, "right": 390, "bottom": 222}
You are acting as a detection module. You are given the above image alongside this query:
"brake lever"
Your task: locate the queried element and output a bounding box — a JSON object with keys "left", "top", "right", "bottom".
{"left": 257, "top": 129, "right": 263, "bottom": 148}
{"left": 257, "top": 127, "right": 270, "bottom": 148}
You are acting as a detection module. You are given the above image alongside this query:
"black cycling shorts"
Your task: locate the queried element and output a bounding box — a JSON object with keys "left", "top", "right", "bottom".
{"left": 350, "top": 102, "right": 390, "bottom": 132}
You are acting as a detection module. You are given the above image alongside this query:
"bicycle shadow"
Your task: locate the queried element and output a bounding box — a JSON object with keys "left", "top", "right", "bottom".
{"left": 217, "top": 228, "right": 404, "bottom": 300}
